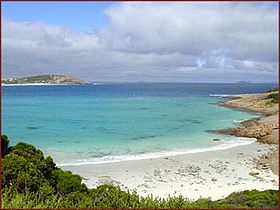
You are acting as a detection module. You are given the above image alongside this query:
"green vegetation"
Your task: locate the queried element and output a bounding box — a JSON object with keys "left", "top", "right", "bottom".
{"left": 265, "top": 89, "right": 279, "bottom": 104}
{"left": 1, "top": 135, "right": 278, "bottom": 208}
{"left": 266, "top": 87, "right": 278, "bottom": 93}
{"left": 264, "top": 88, "right": 279, "bottom": 105}
{"left": 267, "top": 92, "right": 279, "bottom": 104}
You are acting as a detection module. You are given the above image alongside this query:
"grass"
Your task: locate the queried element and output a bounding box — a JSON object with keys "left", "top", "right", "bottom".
{"left": 2, "top": 188, "right": 278, "bottom": 208}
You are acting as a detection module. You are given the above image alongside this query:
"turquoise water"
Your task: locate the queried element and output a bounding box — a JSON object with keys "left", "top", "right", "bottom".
{"left": 2, "top": 83, "right": 275, "bottom": 165}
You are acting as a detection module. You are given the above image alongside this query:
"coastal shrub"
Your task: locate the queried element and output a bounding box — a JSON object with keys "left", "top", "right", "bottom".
{"left": 266, "top": 88, "right": 278, "bottom": 93}
{"left": 2, "top": 188, "right": 61, "bottom": 208}
{"left": 11, "top": 142, "right": 44, "bottom": 164}
{"left": 2, "top": 153, "right": 44, "bottom": 192}
{"left": 264, "top": 88, "right": 278, "bottom": 104}
{"left": 268, "top": 92, "right": 279, "bottom": 104}
{"left": 39, "top": 156, "right": 57, "bottom": 181}
{"left": 1, "top": 134, "right": 9, "bottom": 157}
{"left": 53, "top": 169, "right": 88, "bottom": 196}
{"left": 191, "top": 198, "right": 216, "bottom": 208}
{"left": 58, "top": 191, "right": 93, "bottom": 208}
{"left": 214, "top": 190, "right": 279, "bottom": 208}
{"left": 162, "top": 195, "right": 189, "bottom": 208}
{"left": 38, "top": 181, "right": 56, "bottom": 199}
{"left": 8, "top": 142, "right": 58, "bottom": 186}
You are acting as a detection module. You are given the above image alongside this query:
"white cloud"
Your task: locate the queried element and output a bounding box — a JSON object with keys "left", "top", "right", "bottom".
{"left": 2, "top": 2, "right": 278, "bottom": 83}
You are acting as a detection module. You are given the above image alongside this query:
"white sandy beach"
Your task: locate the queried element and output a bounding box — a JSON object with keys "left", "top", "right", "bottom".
{"left": 62, "top": 141, "right": 278, "bottom": 201}
{"left": 1, "top": 83, "right": 64, "bottom": 86}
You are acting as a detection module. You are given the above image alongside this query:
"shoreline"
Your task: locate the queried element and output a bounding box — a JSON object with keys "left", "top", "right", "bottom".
{"left": 2, "top": 83, "right": 97, "bottom": 86}
{"left": 61, "top": 91, "right": 279, "bottom": 200}
{"left": 57, "top": 137, "right": 256, "bottom": 166}
{"left": 1, "top": 83, "right": 65, "bottom": 86}
{"left": 215, "top": 92, "right": 279, "bottom": 175}
{"left": 62, "top": 142, "right": 278, "bottom": 201}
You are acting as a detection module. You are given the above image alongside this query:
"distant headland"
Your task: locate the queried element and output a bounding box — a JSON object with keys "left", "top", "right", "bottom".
{"left": 1, "top": 75, "right": 86, "bottom": 85}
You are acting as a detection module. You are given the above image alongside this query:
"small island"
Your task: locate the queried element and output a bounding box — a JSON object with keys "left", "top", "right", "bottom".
{"left": 2, "top": 75, "right": 86, "bottom": 85}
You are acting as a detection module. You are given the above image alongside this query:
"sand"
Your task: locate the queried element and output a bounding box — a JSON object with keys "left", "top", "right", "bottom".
{"left": 62, "top": 142, "right": 278, "bottom": 201}
{"left": 61, "top": 92, "right": 279, "bottom": 201}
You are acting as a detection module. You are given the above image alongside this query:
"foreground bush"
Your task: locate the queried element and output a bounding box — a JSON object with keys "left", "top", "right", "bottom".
{"left": 1, "top": 135, "right": 279, "bottom": 208}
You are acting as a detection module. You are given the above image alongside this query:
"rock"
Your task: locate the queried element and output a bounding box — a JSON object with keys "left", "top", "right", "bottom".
{"left": 213, "top": 138, "right": 221, "bottom": 142}
{"left": 211, "top": 177, "right": 217, "bottom": 181}
{"left": 249, "top": 171, "right": 259, "bottom": 176}
{"left": 189, "top": 172, "right": 197, "bottom": 176}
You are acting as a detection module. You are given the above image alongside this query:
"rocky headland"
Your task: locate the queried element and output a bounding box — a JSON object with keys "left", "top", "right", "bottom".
{"left": 2, "top": 75, "right": 86, "bottom": 85}
{"left": 214, "top": 91, "right": 279, "bottom": 175}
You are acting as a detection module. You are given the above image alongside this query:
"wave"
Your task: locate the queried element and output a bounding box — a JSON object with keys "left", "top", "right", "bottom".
{"left": 91, "top": 82, "right": 104, "bottom": 85}
{"left": 57, "top": 137, "right": 256, "bottom": 166}
{"left": 233, "top": 119, "right": 245, "bottom": 123}
{"left": 209, "top": 94, "right": 232, "bottom": 98}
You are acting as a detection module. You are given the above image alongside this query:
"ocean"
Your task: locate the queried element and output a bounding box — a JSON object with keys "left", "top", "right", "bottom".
{"left": 2, "top": 83, "right": 277, "bottom": 166}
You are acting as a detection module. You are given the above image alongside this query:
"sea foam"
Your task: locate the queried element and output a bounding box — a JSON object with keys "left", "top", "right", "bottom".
{"left": 209, "top": 94, "right": 232, "bottom": 98}
{"left": 57, "top": 137, "right": 256, "bottom": 166}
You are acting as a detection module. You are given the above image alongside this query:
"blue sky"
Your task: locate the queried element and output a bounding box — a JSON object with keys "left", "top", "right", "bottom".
{"left": 2, "top": 2, "right": 114, "bottom": 32}
{"left": 2, "top": 2, "right": 278, "bottom": 83}
{"left": 3, "top": 1, "right": 277, "bottom": 31}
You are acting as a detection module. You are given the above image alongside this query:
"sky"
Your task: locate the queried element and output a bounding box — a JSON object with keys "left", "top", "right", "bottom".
{"left": 2, "top": 2, "right": 279, "bottom": 83}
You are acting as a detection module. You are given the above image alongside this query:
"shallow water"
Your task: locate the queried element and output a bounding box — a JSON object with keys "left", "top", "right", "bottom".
{"left": 2, "top": 83, "right": 276, "bottom": 165}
